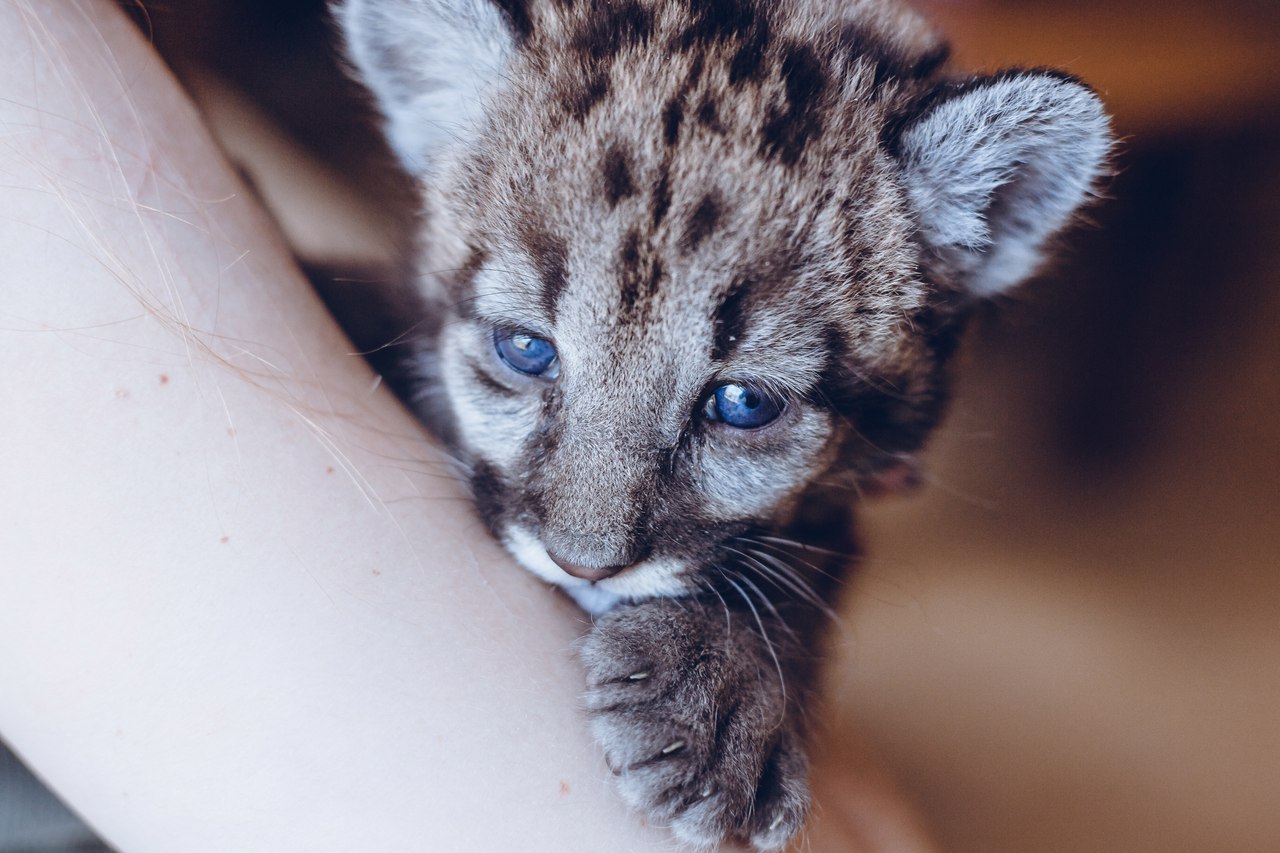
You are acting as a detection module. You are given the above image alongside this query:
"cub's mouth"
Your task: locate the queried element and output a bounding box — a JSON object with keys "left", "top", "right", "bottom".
{"left": 501, "top": 524, "right": 692, "bottom": 615}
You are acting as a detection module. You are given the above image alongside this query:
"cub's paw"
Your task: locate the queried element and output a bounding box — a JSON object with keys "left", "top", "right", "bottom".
{"left": 580, "top": 599, "right": 809, "bottom": 851}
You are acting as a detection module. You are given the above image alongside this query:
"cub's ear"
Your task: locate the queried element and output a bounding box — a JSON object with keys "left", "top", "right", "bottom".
{"left": 333, "top": 0, "right": 521, "bottom": 172}
{"left": 895, "top": 71, "right": 1112, "bottom": 296}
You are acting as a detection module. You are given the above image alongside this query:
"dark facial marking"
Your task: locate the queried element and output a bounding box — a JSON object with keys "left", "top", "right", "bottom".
{"left": 760, "top": 43, "right": 829, "bottom": 165}
{"left": 695, "top": 96, "right": 723, "bottom": 132}
{"left": 682, "top": 0, "right": 763, "bottom": 47}
{"left": 468, "top": 460, "right": 510, "bottom": 535}
{"left": 681, "top": 193, "right": 722, "bottom": 255}
{"left": 662, "top": 97, "right": 684, "bottom": 147}
{"left": 685, "top": 52, "right": 707, "bottom": 89}
{"left": 491, "top": 0, "right": 533, "bottom": 42}
{"left": 712, "top": 276, "right": 752, "bottom": 361}
{"left": 840, "top": 25, "right": 950, "bottom": 93}
{"left": 727, "top": 23, "right": 770, "bottom": 84}
{"left": 602, "top": 145, "right": 637, "bottom": 208}
{"left": 523, "top": 392, "right": 561, "bottom": 470}
{"left": 813, "top": 323, "right": 851, "bottom": 407}
{"left": 467, "top": 358, "right": 517, "bottom": 398}
{"left": 575, "top": 0, "right": 654, "bottom": 62}
{"left": 620, "top": 228, "right": 641, "bottom": 269}
{"left": 652, "top": 165, "right": 672, "bottom": 227}
{"left": 521, "top": 227, "right": 569, "bottom": 319}
{"left": 566, "top": 71, "right": 610, "bottom": 120}
{"left": 448, "top": 245, "right": 489, "bottom": 318}
{"left": 618, "top": 229, "right": 663, "bottom": 316}
{"left": 838, "top": 25, "right": 901, "bottom": 93}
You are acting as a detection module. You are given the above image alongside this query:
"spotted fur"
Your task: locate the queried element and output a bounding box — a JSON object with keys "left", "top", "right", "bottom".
{"left": 336, "top": 0, "right": 1111, "bottom": 847}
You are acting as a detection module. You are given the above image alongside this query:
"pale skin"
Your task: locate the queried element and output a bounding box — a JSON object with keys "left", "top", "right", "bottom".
{"left": 0, "top": 2, "right": 935, "bottom": 850}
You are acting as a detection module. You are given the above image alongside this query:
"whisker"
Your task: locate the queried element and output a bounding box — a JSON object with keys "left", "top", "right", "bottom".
{"left": 696, "top": 575, "right": 735, "bottom": 637}
{"left": 750, "top": 533, "right": 855, "bottom": 562}
{"left": 732, "top": 546, "right": 840, "bottom": 622}
{"left": 733, "top": 573, "right": 802, "bottom": 647}
{"left": 720, "top": 572, "right": 788, "bottom": 726}
{"left": 731, "top": 536, "right": 839, "bottom": 591}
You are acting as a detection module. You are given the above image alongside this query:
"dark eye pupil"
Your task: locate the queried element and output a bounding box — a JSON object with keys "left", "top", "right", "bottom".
{"left": 711, "top": 383, "right": 782, "bottom": 429}
{"left": 495, "top": 330, "right": 558, "bottom": 377}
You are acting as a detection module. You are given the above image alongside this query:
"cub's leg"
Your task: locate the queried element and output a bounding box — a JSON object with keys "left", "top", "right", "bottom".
{"left": 581, "top": 596, "right": 814, "bottom": 851}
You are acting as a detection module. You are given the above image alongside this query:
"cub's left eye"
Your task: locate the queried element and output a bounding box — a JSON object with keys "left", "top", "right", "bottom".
{"left": 704, "top": 383, "right": 784, "bottom": 429}
{"left": 494, "top": 329, "right": 559, "bottom": 378}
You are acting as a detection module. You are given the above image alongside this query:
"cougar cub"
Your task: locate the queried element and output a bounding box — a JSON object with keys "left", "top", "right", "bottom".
{"left": 334, "top": 0, "right": 1110, "bottom": 847}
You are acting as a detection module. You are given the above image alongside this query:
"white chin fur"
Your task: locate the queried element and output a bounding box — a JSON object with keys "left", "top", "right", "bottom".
{"left": 501, "top": 525, "right": 691, "bottom": 616}
{"left": 563, "top": 585, "right": 626, "bottom": 616}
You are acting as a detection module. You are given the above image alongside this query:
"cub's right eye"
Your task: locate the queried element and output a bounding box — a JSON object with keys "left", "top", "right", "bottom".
{"left": 494, "top": 329, "right": 559, "bottom": 378}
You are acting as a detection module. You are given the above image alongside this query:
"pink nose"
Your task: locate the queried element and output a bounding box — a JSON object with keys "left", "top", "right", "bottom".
{"left": 547, "top": 551, "right": 628, "bottom": 582}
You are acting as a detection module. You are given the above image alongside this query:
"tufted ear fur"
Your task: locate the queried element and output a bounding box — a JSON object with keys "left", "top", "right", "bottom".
{"left": 896, "top": 71, "right": 1112, "bottom": 296}
{"left": 333, "top": 0, "right": 518, "bottom": 172}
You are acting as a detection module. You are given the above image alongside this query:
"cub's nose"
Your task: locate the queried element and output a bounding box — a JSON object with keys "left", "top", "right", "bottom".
{"left": 546, "top": 550, "right": 628, "bottom": 583}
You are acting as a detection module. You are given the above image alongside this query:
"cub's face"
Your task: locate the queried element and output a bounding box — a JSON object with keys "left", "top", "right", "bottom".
{"left": 336, "top": 0, "right": 1110, "bottom": 610}
{"left": 425, "top": 45, "right": 952, "bottom": 612}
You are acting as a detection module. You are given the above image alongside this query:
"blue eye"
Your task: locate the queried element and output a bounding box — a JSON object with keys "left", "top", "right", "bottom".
{"left": 706, "top": 383, "right": 784, "bottom": 429}
{"left": 494, "top": 329, "right": 559, "bottom": 377}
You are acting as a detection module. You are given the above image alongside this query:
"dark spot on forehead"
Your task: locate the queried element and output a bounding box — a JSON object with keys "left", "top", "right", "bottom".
{"left": 620, "top": 228, "right": 641, "bottom": 268}
{"left": 566, "top": 71, "right": 610, "bottom": 121}
{"left": 840, "top": 26, "right": 951, "bottom": 96}
{"left": 841, "top": 24, "right": 951, "bottom": 81}
{"left": 681, "top": 193, "right": 722, "bottom": 255}
{"left": 760, "top": 43, "right": 829, "bottom": 165}
{"left": 652, "top": 165, "right": 672, "bottom": 227}
{"left": 727, "top": 25, "right": 770, "bottom": 84}
{"left": 618, "top": 228, "right": 663, "bottom": 317}
{"left": 491, "top": 0, "right": 533, "bottom": 42}
{"left": 574, "top": 0, "right": 654, "bottom": 61}
{"left": 712, "top": 276, "right": 753, "bottom": 361}
{"left": 780, "top": 44, "right": 828, "bottom": 117}
{"left": 682, "top": 0, "right": 764, "bottom": 46}
{"left": 641, "top": 259, "right": 665, "bottom": 313}
{"left": 695, "top": 96, "right": 723, "bottom": 132}
{"left": 601, "top": 144, "right": 636, "bottom": 208}
{"left": 686, "top": 52, "right": 707, "bottom": 89}
{"left": 662, "top": 97, "right": 684, "bottom": 147}
{"left": 520, "top": 226, "right": 568, "bottom": 320}
{"left": 838, "top": 25, "right": 898, "bottom": 91}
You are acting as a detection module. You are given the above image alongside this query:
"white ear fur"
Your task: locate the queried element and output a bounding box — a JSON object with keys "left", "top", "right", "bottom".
{"left": 898, "top": 73, "right": 1112, "bottom": 296}
{"left": 334, "top": 0, "right": 516, "bottom": 171}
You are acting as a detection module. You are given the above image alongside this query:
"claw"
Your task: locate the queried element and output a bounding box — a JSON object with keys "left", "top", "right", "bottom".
{"left": 660, "top": 739, "right": 686, "bottom": 756}
{"left": 769, "top": 813, "right": 785, "bottom": 832}
{"left": 626, "top": 671, "right": 650, "bottom": 681}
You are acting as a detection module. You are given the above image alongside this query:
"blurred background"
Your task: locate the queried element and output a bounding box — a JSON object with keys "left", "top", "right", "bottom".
{"left": 4, "top": 0, "right": 1277, "bottom": 850}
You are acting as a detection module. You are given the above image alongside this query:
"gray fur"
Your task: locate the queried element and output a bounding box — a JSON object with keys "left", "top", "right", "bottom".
{"left": 335, "top": 0, "right": 1112, "bottom": 848}
{"left": 898, "top": 72, "right": 1112, "bottom": 295}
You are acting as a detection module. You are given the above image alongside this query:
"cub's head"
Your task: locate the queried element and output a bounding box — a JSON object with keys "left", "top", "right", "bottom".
{"left": 336, "top": 0, "right": 1111, "bottom": 611}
